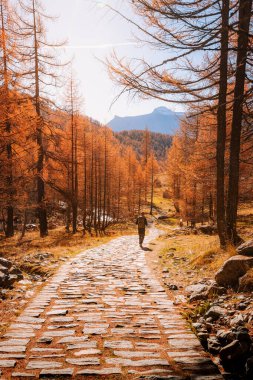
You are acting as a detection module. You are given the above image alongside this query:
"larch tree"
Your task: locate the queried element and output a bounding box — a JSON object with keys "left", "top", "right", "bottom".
{"left": 17, "top": 0, "right": 66, "bottom": 237}
{"left": 0, "top": 0, "right": 21, "bottom": 237}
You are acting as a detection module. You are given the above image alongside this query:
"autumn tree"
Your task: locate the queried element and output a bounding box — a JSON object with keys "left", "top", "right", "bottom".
{"left": 17, "top": 0, "right": 66, "bottom": 237}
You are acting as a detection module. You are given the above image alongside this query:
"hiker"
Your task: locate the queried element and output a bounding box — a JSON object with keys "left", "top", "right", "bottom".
{"left": 136, "top": 212, "right": 148, "bottom": 247}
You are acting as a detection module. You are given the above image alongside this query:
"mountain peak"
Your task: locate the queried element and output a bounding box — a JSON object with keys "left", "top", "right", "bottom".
{"left": 152, "top": 106, "right": 174, "bottom": 115}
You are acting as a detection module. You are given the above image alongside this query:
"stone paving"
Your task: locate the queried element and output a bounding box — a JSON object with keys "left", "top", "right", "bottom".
{"left": 0, "top": 229, "right": 223, "bottom": 379}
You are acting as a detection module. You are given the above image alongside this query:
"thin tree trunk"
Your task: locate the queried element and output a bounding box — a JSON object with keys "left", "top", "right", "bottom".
{"left": 19, "top": 209, "right": 28, "bottom": 240}
{"left": 83, "top": 130, "right": 87, "bottom": 235}
{"left": 216, "top": 0, "right": 229, "bottom": 247}
{"left": 226, "top": 0, "right": 252, "bottom": 244}
{"left": 32, "top": 0, "right": 47, "bottom": 237}
{"left": 150, "top": 157, "right": 154, "bottom": 215}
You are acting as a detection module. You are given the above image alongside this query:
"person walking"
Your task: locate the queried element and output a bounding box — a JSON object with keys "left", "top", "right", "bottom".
{"left": 136, "top": 212, "right": 148, "bottom": 248}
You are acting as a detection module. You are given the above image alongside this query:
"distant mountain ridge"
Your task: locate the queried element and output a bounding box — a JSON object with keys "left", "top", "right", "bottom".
{"left": 108, "top": 107, "right": 184, "bottom": 135}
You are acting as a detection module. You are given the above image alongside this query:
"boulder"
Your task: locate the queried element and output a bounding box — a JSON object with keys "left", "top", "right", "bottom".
{"left": 215, "top": 255, "right": 253, "bottom": 288}
{"left": 220, "top": 340, "right": 242, "bottom": 362}
{"left": 237, "top": 239, "right": 253, "bottom": 257}
{"left": 238, "top": 268, "right": 253, "bottom": 292}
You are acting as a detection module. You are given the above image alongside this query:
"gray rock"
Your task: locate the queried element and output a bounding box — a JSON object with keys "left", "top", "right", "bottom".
{"left": 185, "top": 283, "right": 208, "bottom": 294}
{"left": 66, "top": 358, "right": 100, "bottom": 365}
{"left": 215, "top": 255, "right": 253, "bottom": 288}
{"left": 237, "top": 239, "right": 253, "bottom": 256}
{"left": 26, "top": 361, "right": 62, "bottom": 369}
{"left": 0, "top": 359, "right": 16, "bottom": 367}
{"left": 189, "top": 292, "right": 208, "bottom": 302}
{"left": 230, "top": 314, "right": 244, "bottom": 326}
{"left": 205, "top": 306, "right": 226, "bottom": 321}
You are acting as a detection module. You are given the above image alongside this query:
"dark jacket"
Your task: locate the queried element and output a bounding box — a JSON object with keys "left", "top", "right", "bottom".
{"left": 136, "top": 216, "right": 148, "bottom": 230}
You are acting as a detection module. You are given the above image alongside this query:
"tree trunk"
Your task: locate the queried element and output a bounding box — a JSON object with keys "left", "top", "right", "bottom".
{"left": 226, "top": 0, "right": 252, "bottom": 244}
{"left": 32, "top": 0, "right": 48, "bottom": 237}
{"left": 216, "top": 0, "right": 229, "bottom": 247}
{"left": 150, "top": 157, "right": 154, "bottom": 215}
{"left": 1, "top": 2, "right": 14, "bottom": 237}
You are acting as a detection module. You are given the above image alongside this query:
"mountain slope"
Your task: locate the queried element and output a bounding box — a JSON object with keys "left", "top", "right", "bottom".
{"left": 114, "top": 130, "right": 172, "bottom": 160}
{"left": 109, "top": 107, "right": 184, "bottom": 135}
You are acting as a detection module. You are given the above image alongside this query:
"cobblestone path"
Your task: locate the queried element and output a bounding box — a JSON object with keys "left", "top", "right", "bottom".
{"left": 0, "top": 230, "right": 223, "bottom": 379}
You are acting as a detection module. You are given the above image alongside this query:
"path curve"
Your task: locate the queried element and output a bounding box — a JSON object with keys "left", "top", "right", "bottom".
{"left": 0, "top": 229, "right": 223, "bottom": 379}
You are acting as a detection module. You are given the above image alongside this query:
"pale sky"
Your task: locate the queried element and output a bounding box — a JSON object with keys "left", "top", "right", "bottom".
{"left": 42, "top": 0, "right": 185, "bottom": 123}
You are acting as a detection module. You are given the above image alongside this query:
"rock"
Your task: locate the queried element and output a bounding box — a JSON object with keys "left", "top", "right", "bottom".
{"left": 217, "top": 330, "right": 235, "bottom": 346}
{"left": 168, "top": 284, "right": 178, "bottom": 290}
{"left": 39, "top": 368, "right": 74, "bottom": 378}
{"left": 230, "top": 314, "right": 244, "bottom": 326}
{"left": 0, "top": 264, "right": 9, "bottom": 273}
{"left": 206, "top": 284, "right": 227, "bottom": 297}
{"left": 0, "top": 257, "right": 23, "bottom": 289}
{"left": 205, "top": 306, "right": 226, "bottom": 321}
{"left": 220, "top": 340, "right": 242, "bottom": 362}
{"left": 245, "top": 357, "right": 253, "bottom": 379}
{"left": 237, "top": 239, "right": 253, "bottom": 256}
{"left": 215, "top": 255, "right": 253, "bottom": 288}
{"left": 185, "top": 283, "right": 208, "bottom": 294}
{"left": 157, "top": 215, "right": 169, "bottom": 220}
{"left": 235, "top": 330, "right": 252, "bottom": 347}
{"left": 0, "top": 257, "right": 12, "bottom": 269}
{"left": 237, "top": 302, "right": 247, "bottom": 310}
{"left": 238, "top": 268, "right": 253, "bottom": 292}
{"left": 198, "top": 332, "right": 209, "bottom": 348}
{"left": 207, "top": 337, "right": 221, "bottom": 354}
{"left": 198, "top": 225, "right": 217, "bottom": 235}
{"left": 189, "top": 292, "right": 208, "bottom": 302}
{"left": 9, "top": 267, "right": 23, "bottom": 276}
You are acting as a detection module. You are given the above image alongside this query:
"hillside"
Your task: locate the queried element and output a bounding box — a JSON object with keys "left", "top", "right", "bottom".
{"left": 109, "top": 106, "right": 184, "bottom": 135}
{"left": 114, "top": 130, "right": 172, "bottom": 160}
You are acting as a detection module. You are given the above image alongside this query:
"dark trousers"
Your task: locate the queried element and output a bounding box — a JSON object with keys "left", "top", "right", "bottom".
{"left": 138, "top": 228, "right": 145, "bottom": 245}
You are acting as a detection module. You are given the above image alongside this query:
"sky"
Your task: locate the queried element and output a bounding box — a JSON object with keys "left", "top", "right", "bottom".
{"left": 42, "top": 0, "right": 185, "bottom": 123}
